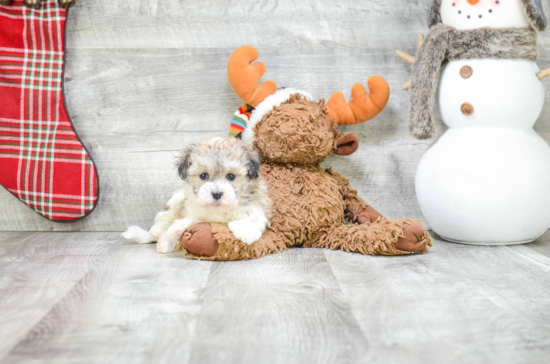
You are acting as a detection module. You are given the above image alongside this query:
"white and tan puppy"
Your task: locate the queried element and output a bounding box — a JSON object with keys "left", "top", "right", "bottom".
{"left": 123, "top": 137, "right": 272, "bottom": 254}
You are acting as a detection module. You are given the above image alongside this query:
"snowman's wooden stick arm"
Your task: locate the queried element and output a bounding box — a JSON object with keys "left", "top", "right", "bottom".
{"left": 537, "top": 68, "right": 550, "bottom": 81}
{"left": 396, "top": 34, "right": 424, "bottom": 91}
{"left": 418, "top": 34, "right": 425, "bottom": 48}
{"left": 396, "top": 50, "right": 415, "bottom": 65}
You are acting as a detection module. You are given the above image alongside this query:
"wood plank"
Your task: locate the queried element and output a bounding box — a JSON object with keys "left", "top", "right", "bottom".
{"left": 0, "top": 47, "right": 432, "bottom": 231}
{"left": 324, "top": 234, "right": 550, "bottom": 364}
{"left": 0, "top": 232, "right": 34, "bottom": 246}
{"left": 0, "top": 0, "right": 548, "bottom": 232}
{"left": 516, "top": 229, "right": 550, "bottom": 261}
{"left": 187, "top": 249, "right": 370, "bottom": 364}
{"left": 0, "top": 232, "right": 115, "bottom": 361}
{"left": 2, "top": 234, "right": 212, "bottom": 364}
{"left": 2, "top": 231, "right": 550, "bottom": 363}
{"left": 65, "top": 0, "right": 438, "bottom": 50}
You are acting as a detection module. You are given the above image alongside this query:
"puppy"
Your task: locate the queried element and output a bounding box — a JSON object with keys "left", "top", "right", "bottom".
{"left": 123, "top": 137, "right": 272, "bottom": 254}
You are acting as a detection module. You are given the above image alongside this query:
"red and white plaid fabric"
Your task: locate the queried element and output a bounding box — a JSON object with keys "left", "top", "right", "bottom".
{"left": 0, "top": 0, "right": 99, "bottom": 221}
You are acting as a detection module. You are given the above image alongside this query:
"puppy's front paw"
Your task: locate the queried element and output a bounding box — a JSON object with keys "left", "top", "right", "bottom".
{"left": 156, "top": 235, "right": 178, "bottom": 254}
{"left": 228, "top": 220, "right": 263, "bottom": 245}
{"left": 157, "top": 218, "right": 193, "bottom": 254}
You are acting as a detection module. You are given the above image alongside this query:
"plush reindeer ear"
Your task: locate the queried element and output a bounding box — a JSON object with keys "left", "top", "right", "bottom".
{"left": 246, "top": 149, "right": 261, "bottom": 179}
{"left": 176, "top": 144, "right": 197, "bottom": 180}
{"left": 334, "top": 132, "right": 360, "bottom": 156}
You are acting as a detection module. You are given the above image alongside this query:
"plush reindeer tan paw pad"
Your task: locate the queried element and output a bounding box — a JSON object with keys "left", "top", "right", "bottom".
{"left": 357, "top": 206, "right": 385, "bottom": 224}
{"left": 178, "top": 223, "right": 219, "bottom": 257}
{"left": 394, "top": 222, "right": 433, "bottom": 253}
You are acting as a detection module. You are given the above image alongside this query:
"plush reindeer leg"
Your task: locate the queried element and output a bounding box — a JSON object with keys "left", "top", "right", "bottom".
{"left": 315, "top": 219, "right": 432, "bottom": 255}
{"left": 324, "top": 167, "right": 431, "bottom": 253}
{"left": 178, "top": 219, "right": 431, "bottom": 259}
{"left": 177, "top": 223, "right": 286, "bottom": 261}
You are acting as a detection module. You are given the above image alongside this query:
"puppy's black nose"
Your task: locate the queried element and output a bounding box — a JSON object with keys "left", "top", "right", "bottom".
{"left": 212, "top": 192, "right": 223, "bottom": 201}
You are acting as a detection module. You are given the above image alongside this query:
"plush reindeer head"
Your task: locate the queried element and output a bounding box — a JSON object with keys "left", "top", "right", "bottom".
{"left": 227, "top": 46, "right": 390, "bottom": 165}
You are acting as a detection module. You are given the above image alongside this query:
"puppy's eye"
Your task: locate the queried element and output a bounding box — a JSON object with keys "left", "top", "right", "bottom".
{"left": 199, "top": 173, "right": 209, "bottom": 180}
{"left": 226, "top": 173, "right": 236, "bottom": 181}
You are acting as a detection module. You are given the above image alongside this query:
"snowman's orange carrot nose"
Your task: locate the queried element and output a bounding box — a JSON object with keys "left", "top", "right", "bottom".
{"left": 467, "top": 0, "right": 480, "bottom": 5}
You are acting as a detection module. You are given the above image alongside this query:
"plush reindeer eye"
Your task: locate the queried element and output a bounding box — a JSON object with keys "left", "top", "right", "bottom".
{"left": 200, "top": 173, "right": 209, "bottom": 180}
{"left": 226, "top": 173, "right": 236, "bottom": 181}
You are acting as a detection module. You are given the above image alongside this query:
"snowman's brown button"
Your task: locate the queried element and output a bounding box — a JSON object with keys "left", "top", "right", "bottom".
{"left": 460, "top": 66, "right": 473, "bottom": 78}
{"left": 461, "top": 103, "right": 474, "bottom": 116}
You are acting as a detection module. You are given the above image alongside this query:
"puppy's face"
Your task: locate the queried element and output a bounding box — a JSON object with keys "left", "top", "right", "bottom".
{"left": 177, "top": 137, "right": 260, "bottom": 211}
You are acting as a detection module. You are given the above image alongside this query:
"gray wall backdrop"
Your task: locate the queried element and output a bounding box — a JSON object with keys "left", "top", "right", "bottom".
{"left": 1, "top": 0, "right": 549, "bottom": 232}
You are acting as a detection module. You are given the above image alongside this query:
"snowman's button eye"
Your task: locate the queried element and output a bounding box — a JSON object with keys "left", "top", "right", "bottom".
{"left": 489, "top": 9, "right": 493, "bottom": 13}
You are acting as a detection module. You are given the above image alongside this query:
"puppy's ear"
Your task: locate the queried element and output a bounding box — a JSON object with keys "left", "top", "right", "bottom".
{"left": 176, "top": 144, "right": 197, "bottom": 180}
{"left": 246, "top": 149, "right": 261, "bottom": 179}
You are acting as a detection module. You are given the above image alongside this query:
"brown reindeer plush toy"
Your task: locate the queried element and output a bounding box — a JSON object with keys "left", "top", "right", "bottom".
{"left": 178, "top": 45, "right": 432, "bottom": 260}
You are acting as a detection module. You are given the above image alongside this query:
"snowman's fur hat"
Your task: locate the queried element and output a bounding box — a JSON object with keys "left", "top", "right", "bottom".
{"left": 428, "top": 0, "right": 547, "bottom": 31}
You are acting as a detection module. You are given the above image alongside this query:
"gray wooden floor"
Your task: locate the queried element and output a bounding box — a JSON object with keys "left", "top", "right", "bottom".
{"left": 1, "top": 231, "right": 550, "bottom": 364}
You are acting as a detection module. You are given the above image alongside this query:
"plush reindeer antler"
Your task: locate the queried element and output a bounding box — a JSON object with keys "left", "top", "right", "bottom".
{"left": 326, "top": 76, "right": 390, "bottom": 126}
{"left": 227, "top": 45, "right": 278, "bottom": 107}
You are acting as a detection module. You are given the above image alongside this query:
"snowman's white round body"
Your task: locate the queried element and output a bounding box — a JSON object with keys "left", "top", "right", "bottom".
{"left": 415, "top": 0, "right": 550, "bottom": 244}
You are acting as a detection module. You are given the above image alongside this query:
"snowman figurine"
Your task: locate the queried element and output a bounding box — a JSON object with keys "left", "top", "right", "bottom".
{"left": 397, "top": 0, "right": 550, "bottom": 245}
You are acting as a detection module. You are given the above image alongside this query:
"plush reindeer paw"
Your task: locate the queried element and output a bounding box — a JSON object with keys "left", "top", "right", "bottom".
{"left": 357, "top": 206, "right": 385, "bottom": 224}
{"left": 178, "top": 223, "right": 219, "bottom": 257}
{"left": 0, "top": 0, "right": 75, "bottom": 9}
{"left": 395, "top": 221, "right": 433, "bottom": 253}
{"left": 156, "top": 235, "right": 179, "bottom": 254}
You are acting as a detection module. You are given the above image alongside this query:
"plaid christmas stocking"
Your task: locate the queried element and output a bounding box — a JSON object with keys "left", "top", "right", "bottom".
{"left": 0, "top": 0, "right": 99, "bottom": 222}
